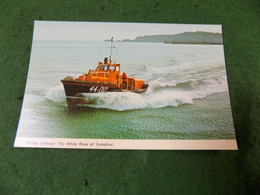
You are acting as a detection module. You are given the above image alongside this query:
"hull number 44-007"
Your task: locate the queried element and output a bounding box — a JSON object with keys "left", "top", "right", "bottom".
{"left": 89, "top": 86, "right": 108, "bottom": 93}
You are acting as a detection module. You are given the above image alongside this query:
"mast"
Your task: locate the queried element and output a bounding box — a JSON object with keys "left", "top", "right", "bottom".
{"left": 109, "top": 37, "right": 113, "bottom": 63}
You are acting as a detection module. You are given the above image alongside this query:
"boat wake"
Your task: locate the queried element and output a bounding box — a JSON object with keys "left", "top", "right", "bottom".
{"left": 80, "top": 91, "right": 193, "bottom": 111}
{"left": 45, "top": 85, "right": 65, "bottom": 103}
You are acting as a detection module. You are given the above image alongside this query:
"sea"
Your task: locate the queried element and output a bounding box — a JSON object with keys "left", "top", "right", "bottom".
{"left": 16, "top": 41, "right": 236, "bottom": 140}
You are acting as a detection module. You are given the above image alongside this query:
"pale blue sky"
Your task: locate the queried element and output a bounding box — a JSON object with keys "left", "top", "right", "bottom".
{"left": 33, "top": 21, "right": 222, "bottom": 41}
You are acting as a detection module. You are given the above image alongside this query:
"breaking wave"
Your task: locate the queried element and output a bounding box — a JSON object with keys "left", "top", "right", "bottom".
{"left": 79, "top": 91, "right": 193, "bottom": 111}
{"left": 45, "top": 85, "right": 65, "bottom": 102}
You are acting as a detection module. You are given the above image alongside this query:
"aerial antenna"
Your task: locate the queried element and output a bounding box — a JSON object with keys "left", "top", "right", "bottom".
{"left": 109, "top": 37, "right": 113, "bottom": 63}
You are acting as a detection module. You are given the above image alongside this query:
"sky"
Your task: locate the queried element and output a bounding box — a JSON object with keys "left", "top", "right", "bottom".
{"left": 33, "top": 21, "right": 222, "bottom": 41}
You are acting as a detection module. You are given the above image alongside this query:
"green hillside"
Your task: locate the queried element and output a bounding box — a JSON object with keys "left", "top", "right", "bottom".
{"left": 121, "top": 31, "right": 223, "bottom": 44}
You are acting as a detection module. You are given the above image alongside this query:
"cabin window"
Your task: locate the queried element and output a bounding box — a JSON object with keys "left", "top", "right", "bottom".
{"left": 102, "top": 65, "right": 108, "bottom": 71}
{"left": 116, "top": 66, "right": 119, "bottom": 71}
{"left": 109, "top": 66, "right": 115, "bottom": 71}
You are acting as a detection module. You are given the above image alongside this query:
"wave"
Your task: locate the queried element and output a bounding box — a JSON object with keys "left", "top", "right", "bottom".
{"left": 45, "top": 85, "right": 65, "bottom": 102}
{"left": 80, "top": 91, "right": 193, "bottom": 111}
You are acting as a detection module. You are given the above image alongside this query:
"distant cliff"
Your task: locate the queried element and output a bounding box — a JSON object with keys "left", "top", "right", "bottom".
{"left": 120, "top": 32, "right": 223, "bottom": 44}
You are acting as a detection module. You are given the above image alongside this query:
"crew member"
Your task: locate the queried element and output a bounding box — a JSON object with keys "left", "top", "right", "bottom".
{"left": 104, "top": 57, "right": 108, "bottom": 64}
{"left": 102, "top": 57, "right": 108, "bottom": 71}
{"left": 122, "top": 72, "right": 128, "bottom": 89}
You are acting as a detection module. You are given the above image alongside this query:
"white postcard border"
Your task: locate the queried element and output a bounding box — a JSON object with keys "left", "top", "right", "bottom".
{"left": 14, "top": 137, "right": 237, "bottom": 150}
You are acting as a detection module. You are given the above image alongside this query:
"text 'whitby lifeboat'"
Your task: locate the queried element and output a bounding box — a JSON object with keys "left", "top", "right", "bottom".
{"left": 61, "top": 38, "right": 149, "bottom": 106}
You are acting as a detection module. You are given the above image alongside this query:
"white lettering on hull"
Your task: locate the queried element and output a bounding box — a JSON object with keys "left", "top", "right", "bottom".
{"left": 89, "top": 86, "right": 109, "bottom": 93}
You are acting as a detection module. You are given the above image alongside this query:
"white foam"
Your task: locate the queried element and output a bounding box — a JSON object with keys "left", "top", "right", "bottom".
{"left": 45, "top": 85, "right": 65, "bottom": 102}
{"left": 82, "top": 92, "right": 146, "bottom": 111}
{"left": 145, "top": 91, "right": 194, "bottom": 108}
{"left": 79, "top": 90, "right": 195, "bottom": 111}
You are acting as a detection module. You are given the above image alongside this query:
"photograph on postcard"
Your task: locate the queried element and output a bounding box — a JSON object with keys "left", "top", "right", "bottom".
{"left": 14, "top": 21, "right": 237, "bottom": 149}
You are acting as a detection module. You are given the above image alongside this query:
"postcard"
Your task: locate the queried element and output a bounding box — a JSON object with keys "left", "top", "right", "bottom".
{"left": 14, "top": 21, "right": 237, "bottom": 150}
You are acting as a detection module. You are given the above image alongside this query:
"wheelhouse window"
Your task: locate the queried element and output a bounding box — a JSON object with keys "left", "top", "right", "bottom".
{"left": 109, "top": 66, "right": 115, "bottom": 71}
{"left": 102, "top": 65, "right": 108, "bottom": 71}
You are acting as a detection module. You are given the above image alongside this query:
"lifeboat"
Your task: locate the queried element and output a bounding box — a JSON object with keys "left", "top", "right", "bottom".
{"left": 61, "top": 39, "right": 148, "bottom": 106}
